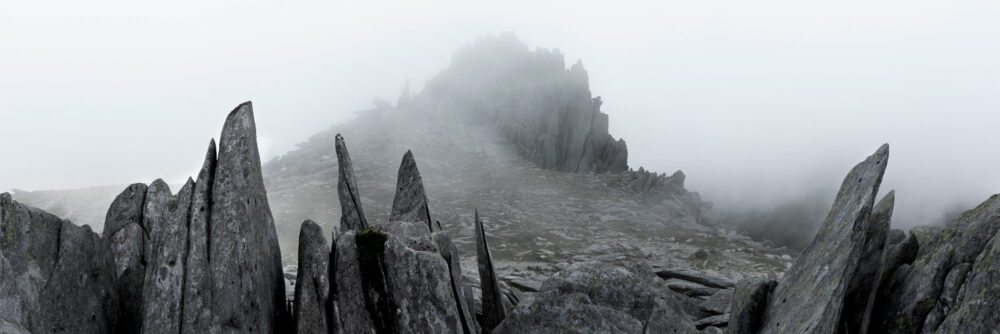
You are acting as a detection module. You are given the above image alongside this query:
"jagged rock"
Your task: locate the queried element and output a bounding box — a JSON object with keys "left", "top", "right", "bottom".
{"left": 728, "top": 278, "right": 776, "bottom": 334}
{"left": 494, "top": 262, "right": 697, "bottom": 334}
{"left": 464, "top": 285, "right": 481, "bottom": 333}
{"left": 421, "top": 33, "right": 628, "bottom": 173}
{"left": 389, "top": 151, "right": 434, "bottom": 231}
{"left": 0, "top": 193, "right": 118, "bottom": 333}
{"left": 871, "top": 243, "right": 954, "bottom": 333}
{"left": 103, "top": 183, "right": 149, "bottom": 333}
{"left": 142, "top": 180, "right": 172, "bottom": 259}
{"left": 841, "top": 190, "right": 895, "bottom": 333}
{"left": 182, "top": 139, "right": 215, "bottom": 334}
{"left": 102, "top": 183, "right": 147, "bottom": 239}
{"left": 209, "top": 101, "right": 286, "bottom": 333}
{"left": 141, "top": 179, "right": 194, "bottom": 334}
{"left": 910, "top": 225, "right": 943, "bottom": 259}
{"left": 697, "top": 290, "right": 733, "bottom": 315}
{"left": 476, "top": 210, "right": 506, "bottom": 331}
{"left": 335, "top": 134, "right": 369, "bottom": 231}
{"left": 432, "top": 231, "right": 477, "bottom": 334}
{"left": 335, "top": 222, "right": 462, "bottom": 333}
{"left": 655, "top": 269, "right": 735, "bottom": 289}
{"left": 870, "top": 194, "right": 1000, "bottom": 333}
{"left": 921, "top": 262, "right": 970, "bottom": 332}
{"left": 293, "top": 220, "right": 330, "bottom": 334}
{"left": 933, "top": 195, "right": 1000, "bottom": 332}
{"left": 759, "top": 144, "right": 889, "bottom": 334}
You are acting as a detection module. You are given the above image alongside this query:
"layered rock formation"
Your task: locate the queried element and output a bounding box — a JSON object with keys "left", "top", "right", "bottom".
{"left": 415, "top": 33, "right": 628, "bottom": 174}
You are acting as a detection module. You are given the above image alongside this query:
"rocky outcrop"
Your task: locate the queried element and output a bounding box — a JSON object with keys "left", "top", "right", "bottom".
{"left": 433, "top": 230, "right": 477, "bottom": 334}
{"left": 182, "top": 139, "right": 215, "bottom": 334}
{"left": 335, "top": 133, "right": 368, "bottom": 231}
{"left": 494, "top": 262, "right": 699, "bottom": 333}
{"left": 103, "top": 183, "right": 148, "bottom": 333}
{"left": 759, "top": 144, "right": 888, "bottom": 334}
{"left": 418, "top": 33, "right": 628, "bottom": 174}
{"left": 293, "top": 220, "right": 330, "bottom": 334}
{"left": 0, "top": 193, "right": 119, "bottom": 333}
{"left": 209, "top": 102, "right": 287, "bottom": 333}
{"left": 141, "top": 179, "right": 193, "bottom": 334}
{"left": 728, "top": 278, "right": 776, "bottom": 334}
{"left": 389, "top": 150, "right": 434, "bottom": 231}
{"left": 841, "top": 190, "right": 895, "bottom": 332}
{"left": 476, "top": 210, "right": 507, "bottom": 332}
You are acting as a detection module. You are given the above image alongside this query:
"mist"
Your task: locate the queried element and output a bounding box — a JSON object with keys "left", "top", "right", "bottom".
{"left": 3, "top": 0, "right": 999, "bottom": 235}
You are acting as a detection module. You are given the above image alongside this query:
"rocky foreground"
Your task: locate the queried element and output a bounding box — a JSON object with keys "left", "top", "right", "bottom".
{"left": 4, "top": 102, "right": 1000, "bottom": 333}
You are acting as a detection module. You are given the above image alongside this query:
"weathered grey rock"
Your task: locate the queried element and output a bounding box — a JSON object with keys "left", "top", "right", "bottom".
{"left": 390, "top": 150, "right": 434, "bottom": 231}
{"left": 871, "top": 243, "right": 954, "bottom": 333}
{"left": 698, "top": 290, "right": 733, "bottom": 315}
{"left": 495, "top": 262, "right": 696, "bottom": 334}
{"left": 694, "top": 314, "right": 728, "bottom": 329}
{"left": 335, "top": 134, "right": 369, "bottom": 231}
{"left": 910, "top": 225, "right": 943, "bottom": 259}
{"left": 702, "top": 326, "right": 724, "bottom": 334}
{"left": 182, "top": 139, "right": 216, "bottom": 334}
{"left": 760, "top": 144, "right": 888, "bottom": 334}
{"left": 433, "top": 231, "right": 477, "bottom": 334}
{"left": 110, "top": 222, "right": 146, "bottom": 333}
{"left": 841, "top": 190, "right": 895, "bottom": 333}
{"left": 209, "top": 101, "right": 287, "bottom": 333}
{"left": 870, "top": 194, "right": 1000, "bottom": 333}
{"left": 102, "top": 183, "right": 147, "bottom": 239}
{"left": 142, "top": 179, "right": 194, "bottom": 334}
{"left": 934, "top": 199, "right": 1000, "bottom": 333}
{"left": 728, "top": 278, "right": 776, "bottom": 334}
{"left": 335, "top": 222, "right": 463, "bottom": 333}
{"left": 142, "top": 180, "right": 172, "bottom": 260}
{"left": 476, "top": 210, "right": 507, "bottom": 331}
{"left": 293, "top": 220, "right": 330, "bottom": 334}
{"left": 103, "top": 183, "right": 150, "bottom": 333}
{"left": 920, "top": 262, "right": 970, "bottom": 333}
{"left": 667, "top": 280, "right": 720, "bottom": 298}
{"left": 656, "top": 270, "right": 735, "bottom": 289}
{"left": 1, "top": 193, "right": 118, "bottom": 333}
{"left": 887, "top": 228, "right": 906, "bottom": 246}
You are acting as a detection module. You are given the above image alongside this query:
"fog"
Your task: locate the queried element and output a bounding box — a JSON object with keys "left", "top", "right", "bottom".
{"left": 2, "top": 0, "right": 999, "bottom": 231}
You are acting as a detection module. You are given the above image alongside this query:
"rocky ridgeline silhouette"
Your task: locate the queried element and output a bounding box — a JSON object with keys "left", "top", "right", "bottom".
{"left": 4, "top": 104, "right": 1000, "bottom": 333}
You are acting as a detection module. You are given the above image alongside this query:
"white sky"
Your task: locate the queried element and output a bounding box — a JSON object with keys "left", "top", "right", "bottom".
{"left": 2, "top": 0, "right": 998, "bottom": 226}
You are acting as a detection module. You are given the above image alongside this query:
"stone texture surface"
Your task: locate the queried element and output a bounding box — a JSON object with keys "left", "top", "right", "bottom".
{"left": 760, "top": 144, "right": 888, "bottom": 334}
{"left": 697, "top": 289, "right": 733, "bottom": 315}
{"left": 841, "top": 190, "right": 895, "bottom": 333}
{"left": 335, "top": 133, "right": 369, "bottom": 231}
{"left": 728, "top": 278, "right": 776, "bottom": 334}
{"left": 141, "top": 179, "right": 193, "bottom": 334}
{"left": 389, "top": 150, "right": 434, "bottom": 231}
{"left": 433, "top": 230, "right": 477, "bottom": 334}
{"left": 293, "top": 220, "right": 330, "bottom": 334}
{"left": 182, "top": 139, "right": 216, "bottom": 334}
{"left": 102, "top": 183, "right": 147, "bottom": 239}
{"left": 334, "top": 222, "right": 463, "bottom": 333}
{"left": 209, "top": 101, "right": 287, "bottom": 333}
{"left": 476, "top": 210, "right": 507, "bottom": 331}
{"left": 0, "top": 193, "right": 118, "bottom": 333}
{"left": 494, "top": 262, "right": 697, "bottom": 333}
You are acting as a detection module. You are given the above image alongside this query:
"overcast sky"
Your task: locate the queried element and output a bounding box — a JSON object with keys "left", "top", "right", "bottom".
{"left": 2, "top": 0, "right": 998, "bottom": 227}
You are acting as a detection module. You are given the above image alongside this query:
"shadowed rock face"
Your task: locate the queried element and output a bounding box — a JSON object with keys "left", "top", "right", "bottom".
{"left": 476, "top": 210, "right": 507, "bottom": 332}
{"left": 728, "top": 278, "right": 777, "bottom": 334}
{"left": 209, "top": 101, "right": 286, "bottom": 333}
{"left": 103, "top": 183, "right": 148, "bottom": 333}
{"left": 760, "top": 144, "right": 888, "bottom": 334}
{"left": 0, "top": 193, "right": 118, "bottom": 333}
{"left": 336, "top": 133, "right": 368, "bottom": 231}
{"left": 182, "top": 139, "right": 216, "bottom": 334}
{"left": 293, "top": 220, "right": 330, "bottom": 334}
{"left": 841, "top": 190, "right": 895, "bottom": 333}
